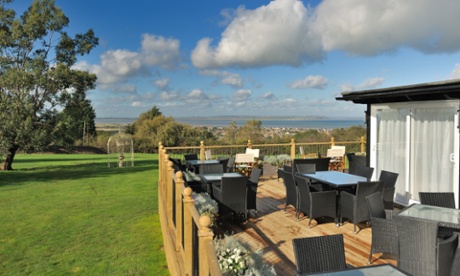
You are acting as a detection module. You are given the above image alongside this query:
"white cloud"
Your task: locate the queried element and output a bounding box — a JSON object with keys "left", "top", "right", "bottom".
{"left": 186, "top": 89, "right": 209, "bottom": 104}
{"left": 76, "top": 34, "right": 181, "bottom": 88}
{"left": 132, "top": 101, "right": 142, "bottom": 107}
{"left": 199, "top": 69, "right": 243, "bottom": 88}
{"left": 357, "top": 77, "right": 385, "bottom": 89}
{"left": 289, "top": 75, "right": 328, "bottom": 89}
{"left": 340, "top": 83, "right": 355, "bottom": 93}
{"left": 234, "top": 89, "right": 252, "bottom": 102}
{"left": 155, "top": 78, "right": 170, "bottom": 90}
{"left": 191, "top": 0, "right": 323, "bottom": 69}
{"left": 159, "top": 91, "right": 178, "bottom": 101}
{"left": 262, "top": 92, "right": 276, "bottom": 100}
{"left": 448, "top": 64, "right": 460, "bottom": 79}
{"left": 192, "top": 0, "right": 460, "bottom": 69}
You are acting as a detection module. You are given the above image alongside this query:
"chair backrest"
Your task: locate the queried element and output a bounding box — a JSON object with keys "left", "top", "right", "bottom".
{"left": 294, "top": 174, "right": 312, "bottom": 212}
{"left": 200, "top": 163, "right": 224, "bottom": 174}
{"left": 292, "top": 234, "right": 347, "bottom": 274}
{"left": 295, "top": 163, "right": 316, "bottom": 174}
{"left": 235, "top": 153, "right": 255, "bottom": 163}
{"left": 184, "top": 153, "right": 198, "bottom": 161}
{"left": 292, "top": 158, "right": 330, "bottom": 173}
{"left": 327, "top": 146, "right": 345, "bottom": 158}
{"left": 226, "top": 156, "right": 235, "bottom": 172}
{"left": 346, "top": 153, "right": 366, "bottom": 175}
{"left": 279, "top": 169, "right": 297, "bottom": 207}
{"left": 419, "top": 192, "right": 456, "bottom": 208}
{"left": 355, "top": 181, "right": 383, "bottom": 221}
{"left": 366, "top": 192, "right": 386, "bottom": 219}
{"left": 394, "top": 216, "right": 439, "bottom": 276}
{"left": 379, "top": 170, "right": 399, "bottom": 188}
{"left": 205, "top": 149, "right": 212, "bottom": 160}
{"left": 245, "top": 148, "right": 260, "bottom": 158}
{"left": 355, "top": 165, "right": 374, "bottom": 179}
{"left": 218, "top": 158, "right": 229, "bottom": 173}
{"left": 220, "top": 176, "right": 248, "bottom": 214}
{"left": 283, "top": 164, "right": 293, "bottom": 175}
{"left": 249, "top": 167, "right": 262, "bottom": 184}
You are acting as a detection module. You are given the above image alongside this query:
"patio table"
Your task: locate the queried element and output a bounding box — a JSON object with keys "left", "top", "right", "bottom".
{"left": 307, "top": 264, "right": 409, "bottom": 275}
{"left": 199, "top": 172, "right": 243, "bottom": 194}
{"left": 396, "top": 203, "right": 460, "bottom": 230}
{"left": 301, "top": 171, "right": 367, "bottom": 189}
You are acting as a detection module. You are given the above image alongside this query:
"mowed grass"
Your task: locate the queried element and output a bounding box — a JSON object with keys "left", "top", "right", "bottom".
{"left": 0, "top": 153, "right": 169, "bottom": 275}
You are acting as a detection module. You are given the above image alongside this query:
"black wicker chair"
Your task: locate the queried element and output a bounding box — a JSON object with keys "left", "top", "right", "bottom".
{"left": 278, "top": 168, "right": 298, "bottom": 214}
{"left": 295, "top": 163, "right": 316, "bottom": 174}
{"left": 366, "top": 192, "right": 399, "bottom": 263}
{"left": 379, "top": 170, "right": 399, "bottom": 210}
{"left": 345, "top": 153, "right": 366, "bottom": 175}
{"left": 226, "top": 156, "right": 235, "bottom": 173}
{"left": 292, "top": 234, "right": 348, "bottom": 275}
{"left": 294, "top": 174, "right": 337, "bottom": 226}
{"left": 340, "top": 180, "right": 383, "bottom": 233}
{"left": 355, "top": 165, "right": 374, "bottom": 179}
{"left": 200, "top": 163, "right": 224, "bottom": 174}
{"left": 212, "top": 176, "right": 249, "bottom": 221}
{"left": 395, "top": 215, "right": 459, "bottom": 276}
{"left": 419, "top": 192, "right": 456, "bottom": 208}
{"left": 218, "top": 157, "right": 229, "bottom": 173}
{"left": 292, "top": 158, "right": 331, "bottom": 173}
{"left": 247, "top": 168, "right": 262, "bottom": 215}
{"left": 451, "top": 247, "right": 460, "bottom": 276}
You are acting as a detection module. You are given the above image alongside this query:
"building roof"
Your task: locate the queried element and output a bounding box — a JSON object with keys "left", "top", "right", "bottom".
{"left": 336, "top": 79, "right": 460, "bottom": 104}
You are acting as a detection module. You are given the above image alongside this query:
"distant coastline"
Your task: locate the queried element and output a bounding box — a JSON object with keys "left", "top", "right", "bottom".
{"left": 95, "top": 116, "right": 364, "bottom": 130}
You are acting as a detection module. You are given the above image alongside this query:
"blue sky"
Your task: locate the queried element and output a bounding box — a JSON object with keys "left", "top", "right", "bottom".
{"left": 10, "top": 0, "right": 460, "bottom": 119}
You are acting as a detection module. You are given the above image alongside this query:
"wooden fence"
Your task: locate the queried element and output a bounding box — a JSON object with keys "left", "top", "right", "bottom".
{"left": 158, "top": 144, "right": 221, "bottom": 276}
{"left": 157, "top": 137, "right": 365, "bottom": 275}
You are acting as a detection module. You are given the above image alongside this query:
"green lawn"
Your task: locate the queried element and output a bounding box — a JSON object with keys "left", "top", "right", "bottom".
{"left": 0, "top": 153, "right": 169, "bottom": 275}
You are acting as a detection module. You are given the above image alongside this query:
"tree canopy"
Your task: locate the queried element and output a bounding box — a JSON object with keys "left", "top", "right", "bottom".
{"left": 0, "top": 0, "right": 98, "bottom": 170}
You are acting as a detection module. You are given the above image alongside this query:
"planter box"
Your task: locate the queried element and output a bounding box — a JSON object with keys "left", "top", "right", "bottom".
{"left": 262, "top": 163, "right": 278, "bottom": 177}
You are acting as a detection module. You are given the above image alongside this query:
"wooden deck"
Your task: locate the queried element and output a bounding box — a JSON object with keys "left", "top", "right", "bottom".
{"left": 215, "top": 175, "right": 397, "bottom": 275}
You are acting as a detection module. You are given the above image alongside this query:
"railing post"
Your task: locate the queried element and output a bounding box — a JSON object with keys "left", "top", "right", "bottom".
{"left": 183, "top": 187, "right": 194, "bottom": 275}
{"left": 175, "top": 171, "right": 184, "bottom": 252}
{"left": 158, "top": 143, "right": 164, "bottom": 188}
{"left": 360, "top": 136, "right": 365, "bottom": 153}
{"left": 247, "top": 139, "right": 252, "bottom": 149}
{"left": 165, "top": 156, "right": 174, "bottom": 225}
{"left": 290, "top": 138, "right": 296, "bottom": 159}
{"left": 330, "top": 137, "right": 335, "bottom": 147}
{"left": 200, "top": 141, "right": 205, "bottom": 160}
{"left": 198, "top": 215, "right": 214, "bottom": 276}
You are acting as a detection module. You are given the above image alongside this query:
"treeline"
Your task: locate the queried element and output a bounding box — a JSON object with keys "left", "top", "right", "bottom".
{"left": 122, "top": 106, "right": 366, "bottom": 153}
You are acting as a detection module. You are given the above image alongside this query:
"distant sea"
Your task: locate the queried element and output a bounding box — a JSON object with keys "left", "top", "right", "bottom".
{"left": 95, "top": 117, "right": 364, "bottom": 129}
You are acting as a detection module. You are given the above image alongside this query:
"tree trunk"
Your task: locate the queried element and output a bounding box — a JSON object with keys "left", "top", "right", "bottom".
{"left": 0, "top": 145, "right": 19, "bottom": 171}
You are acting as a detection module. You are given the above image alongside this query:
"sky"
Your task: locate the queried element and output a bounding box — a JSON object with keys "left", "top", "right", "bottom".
{"left": 9, "top": 0, "right": 460, "bottom": 119}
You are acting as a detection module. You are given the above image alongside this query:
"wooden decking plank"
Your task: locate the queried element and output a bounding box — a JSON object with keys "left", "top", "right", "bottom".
{"left": 214, "top": 175, "right": 397, "bottom": 275}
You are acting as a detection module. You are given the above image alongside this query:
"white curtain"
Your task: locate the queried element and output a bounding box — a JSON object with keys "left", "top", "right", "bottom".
{"left": 411, "top": 107, "right": 456, "bottom": 200}
{"left": 377, "top": 108, "right": 408, "bottom": 200}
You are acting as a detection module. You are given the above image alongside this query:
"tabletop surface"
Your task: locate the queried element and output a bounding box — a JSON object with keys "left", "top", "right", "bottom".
{"left": 186, "top": 160, "right": 219, "bottom": 165}
{"left": 308, "top": 264, "right": 409, "bottom": 275}
{"left": 199, "top": 172, "right": 242, "bottom": 182}
{"left": 397, "top": 203, "right": 460, "bottom": 229}
{"left": 302, "top": 171, "right": 367, "bottom": 188}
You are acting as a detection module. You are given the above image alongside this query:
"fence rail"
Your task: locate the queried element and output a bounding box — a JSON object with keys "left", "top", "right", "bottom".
{"left": 157, "top": 137, "right": 366, "bottom": 275}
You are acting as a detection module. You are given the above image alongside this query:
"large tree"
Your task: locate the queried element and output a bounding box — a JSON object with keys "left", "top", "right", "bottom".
{"left": 0, "top": 0, "right": 98, "bottom": 170}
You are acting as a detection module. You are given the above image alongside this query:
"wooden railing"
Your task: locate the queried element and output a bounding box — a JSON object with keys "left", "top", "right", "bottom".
{"left": 164, "top": 137, "right": 366, "bottom": 161}
{"left": 157, "top": 137, "right": 366, "bottom": 275}
{"left": 158, "top": 144, "right": 221, "bottom": 276}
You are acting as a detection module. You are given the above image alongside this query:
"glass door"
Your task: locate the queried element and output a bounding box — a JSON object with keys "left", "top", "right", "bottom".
{"left": 371, "top": 100, "right": 459, "bottom": 206}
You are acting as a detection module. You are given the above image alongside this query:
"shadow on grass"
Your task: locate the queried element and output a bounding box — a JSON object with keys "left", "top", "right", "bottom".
{"left": 0, "top": 159, "right": 158, "bottom": 187}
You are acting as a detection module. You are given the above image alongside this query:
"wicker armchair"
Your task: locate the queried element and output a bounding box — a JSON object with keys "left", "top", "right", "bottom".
{"left": 355, "top": 165, "right": 375, "bottom": 179}
{"left": 340, "top": 180, "right": 383, "bottom": 233}
{"left": 218, "top": 157, "right": 229, "bottom": 173}
{"left": 294, "top": 174, "right": 337, "bottom": 226}
{"left": 278, "top": 168, "right": 298, "bottom": 214}
{"left": 292, "top": 158, "right": 330, "bottom": 173}
{"left": 212, "top": 176, "right": 248, "bottom": 221}
{"left": 379, "top": 170, "right": 399, "bottom": 210}
{"left": 226, "top": 156, "right": 235, "bottom": 173}
{"left": 346, "top": 153, "right": 366, "bottom": 175}
{"left": 200, "top": 163, "right": 224, "bottom": 174}
{"left": 247, "top": 168, "right": 262, "bottom": 215}
{"left": 419, "top": 192, "right": 456, "bottom": 208}
{"left": 394, "top": 215, "right": 459, "bottom": 276}
{"left": 366, "top": 192, "right": 399, "bottom": 263}
{"left": 292, "top": 234, "right": 348, "bottom": 275}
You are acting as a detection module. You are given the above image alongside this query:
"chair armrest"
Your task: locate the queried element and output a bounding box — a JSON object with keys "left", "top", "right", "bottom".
{"left": 212, "top": 184, "right": 223, "bottom": 201}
